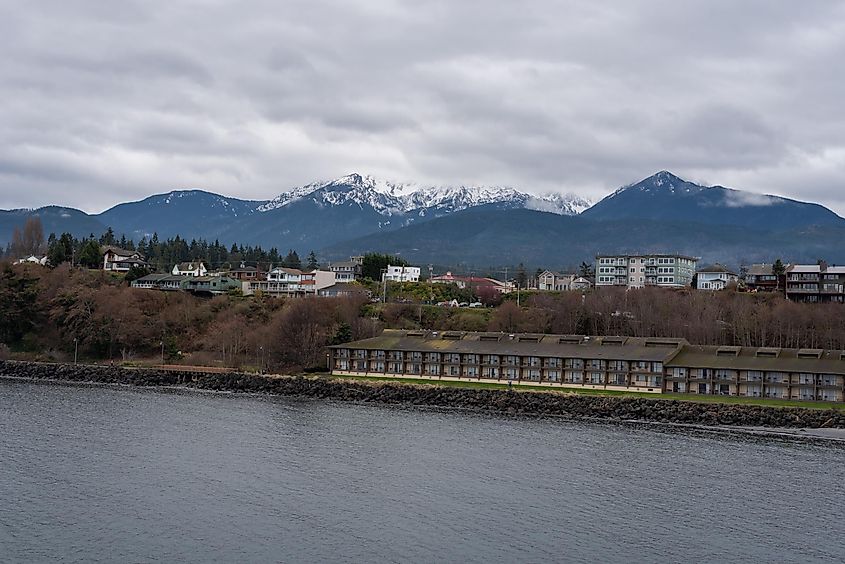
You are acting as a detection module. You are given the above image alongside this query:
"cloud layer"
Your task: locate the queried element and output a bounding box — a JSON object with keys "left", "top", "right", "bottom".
{"left": 1, "top": 0, "right": 844, "bottom": 214}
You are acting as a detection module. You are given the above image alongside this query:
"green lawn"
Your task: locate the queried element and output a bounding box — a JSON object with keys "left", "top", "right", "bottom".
{"left": 322, "top": 374, "right": 845, "bottom": 411}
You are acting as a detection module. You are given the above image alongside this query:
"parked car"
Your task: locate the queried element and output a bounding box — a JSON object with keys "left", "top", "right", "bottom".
{"left": 469, "top": 302, "right": 483, "bottom": 308}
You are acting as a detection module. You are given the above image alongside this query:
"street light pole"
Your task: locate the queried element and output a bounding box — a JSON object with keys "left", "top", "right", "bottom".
{"left": 160, "top": 340, "right": 165, "bottom": 365}
{"left": 73, "top": 337, "right": 78, "bottom": 365}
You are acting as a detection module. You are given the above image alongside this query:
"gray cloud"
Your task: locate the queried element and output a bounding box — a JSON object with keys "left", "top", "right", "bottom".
{"left": 0, "top": 0, "right": 844, "bottom": 215}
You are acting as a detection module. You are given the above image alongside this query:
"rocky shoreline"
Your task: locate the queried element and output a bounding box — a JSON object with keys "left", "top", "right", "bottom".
{"left": 2, "top": 360, "right": 845, "bottom": 429}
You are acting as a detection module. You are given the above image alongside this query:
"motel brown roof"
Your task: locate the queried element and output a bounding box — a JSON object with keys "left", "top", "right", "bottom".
{"left": 666, "top": 345, "right": 845, "bottom": 375}
{"left": 330, "top": 330, "right": 686, "bottom": 362}
{"left": 332, "top": 330, "right": 845, "bottom": 374}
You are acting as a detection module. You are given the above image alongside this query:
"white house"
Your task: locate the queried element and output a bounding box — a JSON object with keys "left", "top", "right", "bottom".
{"left": 245, "top": 268, "right": 336, "bottom": 297}
{"left": 102, "top": 246, "right": 146, "bottom": 272}
{"left": 696, "top": 264, "right": 738, "bottom": 291}
{"left": 382, "top": 264, "right": 420, "bottom": 283}
{"left": 172, "top": 261, "right": 208, "bottom": 277}
{"left": 14, "top": 255, "right": 48, "bottom": 266}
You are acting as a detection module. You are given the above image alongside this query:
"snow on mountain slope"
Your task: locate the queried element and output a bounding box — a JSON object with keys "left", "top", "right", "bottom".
{"left": 258, "top": 173, "right": 592, "bottom": 217}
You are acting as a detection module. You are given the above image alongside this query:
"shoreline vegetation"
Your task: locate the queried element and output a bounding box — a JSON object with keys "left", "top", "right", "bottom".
{"left": 3, "top": 261, "right": 845, "bottom": 375}
{"left": 3, "top": 360, "right": 844, "bottom": 430}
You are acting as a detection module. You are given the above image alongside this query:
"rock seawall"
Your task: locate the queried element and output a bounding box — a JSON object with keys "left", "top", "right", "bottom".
{"left": 2, "top": 360, "right": 844, "bottom": 429}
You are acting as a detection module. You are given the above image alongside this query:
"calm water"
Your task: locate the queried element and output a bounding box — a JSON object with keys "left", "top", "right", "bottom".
{"left": 1, "top": 379, "right": 844, "bottom": 563}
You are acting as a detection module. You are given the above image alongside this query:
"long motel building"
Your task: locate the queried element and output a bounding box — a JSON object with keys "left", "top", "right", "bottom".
{"left": 329, "top": 330, "right": 845, "bottom": 402}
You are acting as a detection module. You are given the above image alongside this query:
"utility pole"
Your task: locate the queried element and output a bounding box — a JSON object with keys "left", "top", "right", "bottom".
{"left": 160, "top": 339, "right": 165, "bottom": 365}
{"left": 73, "top": 337, "right": 78, "bottom": 365}
{"left": 381, "top": 268, "right": 388, "bottom": 303}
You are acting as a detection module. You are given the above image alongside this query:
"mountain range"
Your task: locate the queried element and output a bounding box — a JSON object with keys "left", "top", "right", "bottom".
{"left": 2, "top": 171, "right": 844, "bottom": 267}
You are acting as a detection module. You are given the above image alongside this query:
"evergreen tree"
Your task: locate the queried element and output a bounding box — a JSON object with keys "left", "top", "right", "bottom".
{"left": 268, "top": 247, "right": 281, "bottom": 266}
{"left": 772, "top": 259, "right": 786, "bottom": 292}
{"left": 361, "top": 252, "right": 408, "bottom": 280}
{"left": 77, "top": 239, "right": 102, "bottom": 269}
{"left": 306, "top": 251, "right": 319, "bottom": 270}
{"left": 283, "top": 250, "right": 302, "bottom": 269}
{"left": 99, "top": 227, "right": 116, "bottom": 246}
{"left": 124, "top": 265, "right": 151, "bottom": 282}
{"left": 46, "top": 233, "right": 73, "bottom": 267}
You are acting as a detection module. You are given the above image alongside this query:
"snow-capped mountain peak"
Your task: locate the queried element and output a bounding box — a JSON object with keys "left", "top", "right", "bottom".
{"left": 608, "top": 170, "right": 711, "bottom": 199}
{"left": 258, "top": 174, "right": 592, "bottom": 217}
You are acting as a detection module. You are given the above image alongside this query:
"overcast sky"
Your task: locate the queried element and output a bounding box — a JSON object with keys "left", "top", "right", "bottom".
{"left": 1, "top": 0, "right": 844, "bottom": 214}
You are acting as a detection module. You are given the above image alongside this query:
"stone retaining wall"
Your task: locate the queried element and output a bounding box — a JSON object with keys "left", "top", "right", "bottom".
{"left": 2, "top": 360, "right": 844, "bottom": 428}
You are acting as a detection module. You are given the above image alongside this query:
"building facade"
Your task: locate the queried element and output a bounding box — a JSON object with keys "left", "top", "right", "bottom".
{"left": 383, "top": 265, "right": 421, "bottom": 282}
{"left": 245, "top": 268, "right": 336, "bottom": 297}
{"left": 103, "top": 246, "right": 146, "bottom": 272}
{"left": 227, "top": 264, "right": 264, "bottom": 282}
{"left": 537, "top": 271, "right": 579, "bottom": 291}
{"left": 744, "top": 263, "right": 788, "bottom": 293}
{"left": 786, "top": 262, "right": 845, "bottom": 303}
{"left": 329, "top": 256, "right": 364, "bottom": 282}
{"left": 172, "top": 261, "right": 208, "bottom": 277}
{"left": 696, "top": 264, "right": 738, "bottom": 291}
{"left": 430, "top": 272, "right": 511, "bottom": 294}
{"left": 318, "top": 283, "right": 371, "bottom": 298}
{"left": 330, "top": 330, "right": 845, "bottom": 403}
{"left": 595, "top": 254, "right": 698, "bottom": 289}
{"left": 131, "top": 274, "right": 240, "bottom": 294}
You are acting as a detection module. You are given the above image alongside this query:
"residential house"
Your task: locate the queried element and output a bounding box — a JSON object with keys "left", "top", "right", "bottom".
{"left": 786, "top": 262, "right": 845, "bottom": 303}
{"left": 696, "top": 264, "right": 738, "bottom": 291}
{"left": 228, "top": 263, "right": 264, "bottom": 282}
{"left": 103, "top": 246, "right": 147, "bottom": 272}
{"left": 537, "top": 271, "right": 579, "bottom": 291}
{"left": 383, "top": 265, "right": 421, "bottom": 282}
{"left": 14, "top": 255, "right": 48, "bottom": 266}
{"left": 744, "top": 263, "right": 789, "bottom": 293}
{"left": 330, "top": 330, "right": 845, "bottom": 403}
{"left": 245, "top": 268, "right": 336, "bottom": 297}
{"left": 595, "top": 254, "right": 698, "bottom": 289}
{"left": 131, "top": 274, "right": 186, "bottom": 291}
{"left": 182, "top": 276, "right": 241, "bottom": 295}
{"left": 172, "top": 261, "right": 208, "bottom": 277}
{"left": 318, "top": 283, "right": 371, "bottom": 298}
{"left": 570, "top": 277, "right": 592, "bottom": 291}
{"left": 430, "top": 271, "right": 511, "bottom": 294}
{"left": 329, "top": 259, "right": 363, "bottom": 282}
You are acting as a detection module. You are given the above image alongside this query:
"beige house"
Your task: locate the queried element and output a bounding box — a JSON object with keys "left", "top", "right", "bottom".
{"left": 537, "top": 271, "right": 578, "bottom": 291}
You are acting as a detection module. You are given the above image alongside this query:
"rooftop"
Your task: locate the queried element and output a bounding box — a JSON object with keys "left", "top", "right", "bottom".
{"left": 697, "top": 263, "right": 736, "bottom": 275}
{"left": 330, "top": 329, "right": 687, "bottom": 362}
{"left": 331, "top": 330, "right": 845, "bottom": 375}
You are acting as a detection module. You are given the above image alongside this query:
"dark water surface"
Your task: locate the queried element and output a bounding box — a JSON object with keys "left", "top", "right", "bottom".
{"left": 1, "top": 379, "right": 843, "bottom": 563}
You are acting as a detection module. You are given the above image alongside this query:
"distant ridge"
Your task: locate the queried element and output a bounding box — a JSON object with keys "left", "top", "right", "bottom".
{"left": 2, "top": 171, "right": 843, "bottom": 268}
{"left": 581, "top": 171, "right": 843, "bottom": 228}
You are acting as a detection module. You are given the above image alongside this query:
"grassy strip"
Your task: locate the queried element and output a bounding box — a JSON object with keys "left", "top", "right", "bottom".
{"left": 323, "top": 373, "right": 845, "bottom": 411}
